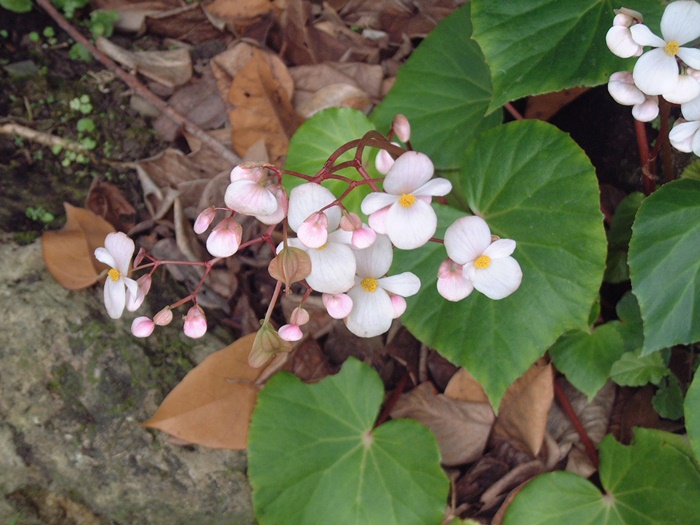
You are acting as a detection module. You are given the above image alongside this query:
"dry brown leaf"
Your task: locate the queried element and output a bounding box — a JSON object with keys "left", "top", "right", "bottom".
{"left": 445, "top": 367, "right": 489, "bottom": 404}
{"left": 93, "top": 3, "right": 168, "bottom": 34}
{"left": 391, "top": 382, "right": 495, "bottom": 466}
{"left": 204, "top": 0, "right": 285, "bottom": 31}
{"left": 524, "top": 87, "right": 589, "bottom": 121}
{"left": 41, "top": 203, "right": 115, "bottom": 290}
{"left": 228, "top": 48, "right": 302, "bottom": 164}
{"left": 142, "top": 333, "right": 264, "bottom": 449}
{"left": 96, "top": 37, "right": 192, "bottom": 88}
{"left": 296, "top": 83, "right": 371, "bottom": 118}
{"left": 492, "top": 362, "right": 554, "bottom": 457}
{"left": 146, "top": 4, "right": 225, "bottom": 44}
{"left": 86, "top": 180, "right": 137, "bottom": 232}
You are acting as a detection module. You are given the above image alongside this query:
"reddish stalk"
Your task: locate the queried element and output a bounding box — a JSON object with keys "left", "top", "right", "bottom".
{"left": 35, "top": 0, "right": 239, "bottom": 166}
{"left": 553, "top": 377, "right": 599, "bottom": 469}
{"left": 658, "top": 98, "right": 674, "bottom": 185}
{"left": 374, "top": 371, "right": 411, "bottom": 427}
{"left": 504, "top": 102, "right": 525, "bottom": 121}
{"left": 634, "top": 119, "right": 655, "bottom": 195}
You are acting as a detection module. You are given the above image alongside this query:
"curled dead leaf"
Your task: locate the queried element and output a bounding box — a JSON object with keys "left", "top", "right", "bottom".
{"left": 41, "top": 203, "right": 115, "bottom": 290}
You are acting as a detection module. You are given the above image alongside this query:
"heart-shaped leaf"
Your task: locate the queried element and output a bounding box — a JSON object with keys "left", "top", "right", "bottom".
{"left": 248, "top": 358, "right": 449, "bottom": 525}
{"left": 393, "top": 120, "right": 606, "bottom": 408}
{"left": 370, "top": 3, "right": 501, "bottom": 169}
{"left": 504, "top": 428, "right": 700, "bottom": 524}
{"left": 685, "top": 372, "right": 700, "bottom": 462}
{"left": 471, "top": 0, "right": 666, "bottom": 111}
{"left": 628, "top": 178, "right": 700, "bottom": 354}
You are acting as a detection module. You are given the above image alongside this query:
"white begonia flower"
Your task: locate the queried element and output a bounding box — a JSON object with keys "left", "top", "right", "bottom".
{"left": 608, "top": 71, "right": 659, "bottom": 122}
{"left": 670, "top": 94, "right": 700, "bottom": 155}
{"left": 437, "top": 258, "right": 474, "bottom": 302}
{"left": 606, "top": 9, "right": 644, "bottom": 58}
{"left": 286, "top": 183, "right": 356, "bottom": 294}
{"left": 361, "top": 151, "right": 452, "bottom": 250}
{"left": 94, "top": 232, "right": 139, "bottom": 319}
{"left": 344, "top": 235, "right": 420, "bottom": 338}
{"left": 224, "top": 164, "right": 281, "bottom": 221}
{"left": 444, "top": 216, "right": 522, "bottom": 300}
{"left": 629, "top": 0, "right": 700, "bottom": 96}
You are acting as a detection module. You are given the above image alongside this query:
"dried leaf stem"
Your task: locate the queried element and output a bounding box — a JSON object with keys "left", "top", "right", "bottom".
{"left": 553, "top": 377, "right": 600, "bottom": 469}
{"left": 35, "top": 0, "right": 239, "bottom": 166}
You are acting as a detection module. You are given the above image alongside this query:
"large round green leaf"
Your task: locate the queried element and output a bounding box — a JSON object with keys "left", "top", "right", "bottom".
{"left": 628, "top": 178, "right": 700, "bottom": 354}
{"left": 504, "top": 428, "right": 700, "bottom": 524}
{"left": 394, "top": 120, "right": 606, "bottom": 408}
{"left": 370, "top": 3, "right": 501, "bottom": 169}
{"left": 283, "top": 108, "right": 377, "bottom": 216}
{"left": 471, "top": 0, "right": 665, "bottom": 112}
{"left": 686, "top": 372, "right": 700, "bottom": 463}
{"left": 248, "top": 358, "right": 449, "bottom": 525}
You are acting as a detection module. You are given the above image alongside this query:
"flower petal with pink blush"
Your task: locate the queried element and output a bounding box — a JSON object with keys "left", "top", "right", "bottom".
{"left": 206, "top": 217, "right": 242, "bottom": 257}
{"left": 632, "top": 96, "right": 659, "bottom": 122}
{"left": 194, "top": 206, "right": 217, "bottom": 234}
{"left": 131, "top": 316, "right": 155, "bottom": 338}
{"left": 382, "top": 151, "right": 434, "bottom": 194}
{"left": 377, "top": 272, "right": 421, "bottom": 297}
{"left": 608, "top": 72, "right": 646, "bottom": 105}
{"left": 322, "top": 293, "right": 353, "bottom": 319}
{"left": 278, "top": 324, "right": 303, "bottom": 342}
{"left": 606, "top": 26, "right": 643, "bottom": 58}
{"left": 375, "top": 149, "right": 395, "bottom": 175}
{"left": 437, "top": 259, "right": 474, "bottom": 302}
{"left": 287, "top": 183, "right": 341, "bottom": 232}
{"left": 289, "top": 307, "right": 310, "bottom": 326}
{"left": 126, "top": 274, "right": 152, "bottom": 312}
{"left": 444, "top": 215, "right": 492, "bottom": 264}
{"left": 368, "top": 206, "right": 389, "bottom": 234}
{"left": 390, "top": 295, "right": 407, "bottom": 318}
{"left": 255, "top": 185, "right": 288, "bottom": 225}
{"left": 230, "top": 163, "right": 265, "bottom": 183}
{"left": 297, "top": 212, "right": 329, "bottom": 248}
{"left": 351, "top": 227, "right": 376, "bottom": 249}
{"left": 224, "top": 179, "right": 278, "bottom": 216}
{"left": 183, "top": 305, "right": 207, "bottom": 338}
{"left": 466, "top": 257, "right": 523, "bottom": 300}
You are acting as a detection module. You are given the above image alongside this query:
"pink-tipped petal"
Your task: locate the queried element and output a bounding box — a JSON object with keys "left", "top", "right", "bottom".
{"left": 194, "top": 207, "right": 217, "bottom": 234}
{"left": 126, "top": 274, "right": 152, "bottom": 312}
{"left": 224, "top": 179, "right": 278, "bottom": 216}
{"left": 375, "top": 149, "right": 395, "bottom": 175}
{"left": 255, "top": 184, "right": 288, "bottom": 225}
{"left": 632, "top": 98, "right": 660, "bottom": 122}
{"left": 297, "top": 212, "right": 329, "bottom": 248}
{"left": 368, "top": 206, "right": 389, "bottom": 234}
{"left": 183, "top": 305, "right": 207, "bottom": 338}
{"left": 290, "top": 307, "right": 310, "bottom": 326}
{"left": 352, "top": 227, "right": 377, "bottom": 249}
{"left": 390, "top": 295, "right": 407, "bottom": 318}
{"left": 322, "top": 293, "right": 353, "bottom": 319}
{"left": 278, "top": 324, "right": 303, "bottom": 342}
{"left": 393, "top": 114, "right": 411, "bottom": 143}
{"left": 606, "top": 26, "right": 642, "bottom": 58}
{"left": 154, "top": 307, "right": 173, "bottom": 326}
{"left": 230, "top": 163, "right": 265, "bottom": 183}
{"left": 131, "top": 316, "right": 155, "bottom": 338}
{"left": 437, "top": 261, "right": 474, "bottom": 302}
{"left": 206, "top": 218, "right": 242, "bottom": 258}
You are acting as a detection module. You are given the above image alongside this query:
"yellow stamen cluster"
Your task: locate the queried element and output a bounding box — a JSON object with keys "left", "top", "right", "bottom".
{"left": 474, "top": 255, "right": 491, "bottom": 269}
{"left": 665, "top": 40, "right": 679, "bottom": 56}
{"left": 361, "top": 278, "right": 378, "bottom": 292}
{"left": 108, "top": 268, "right": 121, "bottom": 281}
{"left": 398, "top": 193, "right": 416, "bottom": 208}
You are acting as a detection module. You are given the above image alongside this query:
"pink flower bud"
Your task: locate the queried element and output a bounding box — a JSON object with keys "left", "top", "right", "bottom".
{"left": 278, "top": 324, "right": 303, "bottom": 342}
{"left": 131, "top": 316, "right": 155, "bottom": 338}
{"left": 133, "top": 247, "right": 147, "bottom": 268}
{"left": 289, "top": 307, "right": 310, "bottom": 326}
{"left": 322, "top": 293, "right": 353, "bottom": 319}
{"left": 351, "top": 227, "right": 376, "bottom": 249}
{"left": 248, "top": 321, "right": 292, "bottom": 368}
{"left": 230, "top": 162, "right": 265, "bottom": 183}
{"left": 256, "top": 184, "right": 288, "bottom": 225}
{"left": 375, "top": 149, "right": 394, "bottom": 175}
{"left": 340, "top": 212, "right": 362, "bottom": 231}
{"left": 393, "top": 114, "right": 411, "bottom": 143}
{"left": 206, "top": 217, "right": 242, "bottom": 258}
{"left": 297, "top": 212, "right": 329, "bottom": 248}
{"left": 183, "top": 305, "right": 207, "bottom": 339}
{"left": 390, "top": 295, "right": 407, "bottom": 318}
{"left": 153, "top": 307, "right": 173, "bottom": 326}
{"left": 127, "top": 274, "right": 152, "bottom": 312}
{"left": 194, "top": 206, "right": 217, "bottom": 234}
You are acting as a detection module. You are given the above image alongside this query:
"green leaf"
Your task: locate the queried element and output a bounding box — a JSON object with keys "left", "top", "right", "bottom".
{"left": 610, "top": 350, "right": 667, "bottom": 387}
{"left": 604, "top": 192, "right": 645, "bottom": 283}
{"left": 370, "top": 3, "right": 501, "bottom": 169}
{"left": 653, "top": 374, "right": 685, "bottom": 421}
{"left": 284, "top": 108, "right": 376, "bottom": 216}
{"left": 471, "top": 0, "right": 666, "bottom": 111}
{"left": 549, "top": 323, "right": 625, "bottom": 399}
{"left": 504, "top": 428, "right": 700, "bottom": 525}
{"left": 394, "top": 120, "right": 606, "bottom": 408}
{"left": 248, "top": 358, "right": 449, "bottom": 525}
{"left": 685, "top": 372, "right": 700, "bottom": 462}
{"left": 681, "top": 159, "right": 700, "bottom": 181}
{"left": 613, "top": 291, "right": 644, "bottom": 353}
{"left": 628, "top": 178, "right": 700, "bottom": 354}
{"left": 0, "top": 0, "right": 32, "bottom": 13}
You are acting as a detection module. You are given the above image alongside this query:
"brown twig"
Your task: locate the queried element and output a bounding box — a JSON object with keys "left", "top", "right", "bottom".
{"left": 35, "top": 0, "right": 239, "bottom": 166}
{"left": 0, "top": 122, "right": 89, "bottom": 153}
{"left": 553, "top": 377, "right": 599, "bottom": 469}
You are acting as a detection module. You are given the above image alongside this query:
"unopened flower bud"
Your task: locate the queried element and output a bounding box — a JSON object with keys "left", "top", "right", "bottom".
{"left": 153, "top": 306, "right": 173, "bottom": 326}
{"left": 393, "top": 114, "right": 411, "bottom": 143}
{"left": 268, "top": 245, "right": 312, "bottom": 288}
{"left": 375, "top": 149, "right": 395, "bottom": 175}
{"left": 230, "top": 162, "right": 265, "bottom": 183}
{"left": 351, "top": 227, "right": 376, "bottom": 249}
{"left": 133, "top": 247, "right": 147, "bottom": 268}
{"left": 340, "top": 212, "right": 362, "bottom": 232}
{"left": 183, "top": 305, "right": 207, "bottom": 339}
{"left": 131, "top": 316, "right": 155, "bottom": 338}
{"left": 256, "top": 184, "right": 288, "bottom": 225}
{"left": 194, "top": 206, "right": 217, "bottom": 234}
{"left": 322, "top": 293, "right": 353, "bottom": 319}
{"left": 127, "top": 274, "right": 152, "bottom": 312}
{"left": 297, "top": 212, "right": 328, "bottom": 248}
{"left": 390, "top": 295, "right": 407, "bottom": 318}
{"left": 278, "top": 324, "right": 303, "bottom": 342}
{"left": 289, "top": 306, "right": 310, "bottom": 326}
{"left": 206, "top": 217, "right": 243, "bottom": 258}
{"left": 248, "top": 321, "right": 292, "bottom": 368}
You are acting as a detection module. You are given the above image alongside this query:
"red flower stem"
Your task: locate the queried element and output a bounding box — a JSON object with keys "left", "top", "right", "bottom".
{"left": 504, "top": 102, "right": 524, "bottom": 120}
{"left": 634, "top": 119, "right": 655, "bottom": 195}
{"left": 658, "top": 98, "right": 674, "bottom": 185}
{"left": 553, "top": 377, "right": 599, "bottom": 469}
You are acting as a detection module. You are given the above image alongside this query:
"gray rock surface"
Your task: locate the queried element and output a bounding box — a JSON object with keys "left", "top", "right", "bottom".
{"left": 0, "top": 235, "right": 254, "bottom": 525}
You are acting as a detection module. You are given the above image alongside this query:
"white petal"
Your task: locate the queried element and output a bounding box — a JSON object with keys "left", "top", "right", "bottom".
{"left": 682, "top": 95, "right": 700, "bottom": 120}
{"left": 377, "top": 272, "right": 420, "bottom": 297}
{"left": 255, "top": 185, "right": 288, "bottom": 225}
{"left": 354, "top": 234, "right": 393, "bottom": 278}
{"left": 368, "top": 206, "right": 389, "bottom": 234}
{"left": 94, "top": 246, "right": 116, "bottom": 268}
{"left": 629, "top": 24, "right": 666, "bottom": 47}
{"left": 306, "top": 242, "right": 356, "bottom": 294}
{"left": 287, "top": 183, "right": 341, "bottom": 232}
{"left": 444, "top": 215, "right": 492, "bottom": 264}
{"left": 606, "top": 26, "right": 642, "bottom": 58}
{"left": 470, "top": 257, "right": 523, "bottom": 300}
{"left": 660, "top": 0, "right": 700, "bottom": 44}
{"left": 104, "top": 279, "right": 126, "bottom": 319}
{"left": 104, "top": 232, "right": 135, "bottom": 274}
{"left": 692, "top": 130, "right": 700, "bottom": 156}
{"left": 375, "top": 149, "right": 395, "bottom": 175}
{"left": 632, "top": 48, "right": 679, "bottom": 95}
{"left": 345, "top": 286, "right": 393, "bottom": 337}
{"left": 632, "top": 98, "right": 660, "bottom": 122}
{"left": 385, "top": 199, "right": 437, "bottom": 250}
{"left": 670, "top": 120, "right": 700, "bottom": 152}
{"left": 414, "top": 178, "right": 452, "bottom": 198}
{"left": 437, "top": 270, "right": 474, "bottom": 302}
{"left": 483, "top": 238, "right": 516, "bottom": 259}
{"left": 608, "top": 73, "right": 646, "bottom": 105}
{"left": 361, "top": 192, "right": 398, "bottom": 215}
{"left": 663, "top": 74, "right": 700, "bottom": 104}
{"left": 383, "top": 151, "right": 434, "bottom": 194}
{"left": 677, "top": 47, "right": 700, "bottom": 70}
{"left": 224, "top": 180, "right": 278, "bottom": 216}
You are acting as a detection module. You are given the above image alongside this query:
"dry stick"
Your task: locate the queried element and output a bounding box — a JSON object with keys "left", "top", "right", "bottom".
{"left": 35, "top": 0, "right": 239, "bottom": 167}
{"left": 553, "top": 377, "right": 599, "bottom": 469}
{"left": 0, "top": 122, "right": 89, "bottom": 153}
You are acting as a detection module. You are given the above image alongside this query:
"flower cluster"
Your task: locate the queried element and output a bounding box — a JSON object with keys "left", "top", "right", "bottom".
{"left": 606, "top": 1, "right": 700, "bottom": 155}
{"left": 94, "top": 115, "right": 523, "bottom": 366}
